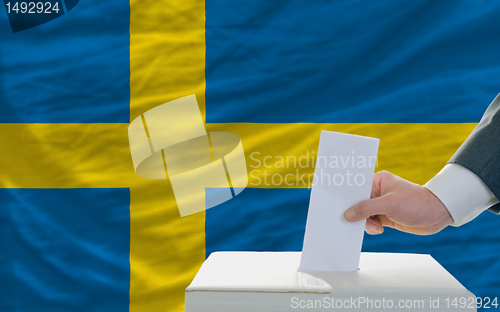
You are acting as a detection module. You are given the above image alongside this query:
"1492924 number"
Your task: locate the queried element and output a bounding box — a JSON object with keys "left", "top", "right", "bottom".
{"left": 444, "top": 296, "right": 498, "bottom": 309}
{"left": 5, "top": 2, "right": 60, "bottom": 14}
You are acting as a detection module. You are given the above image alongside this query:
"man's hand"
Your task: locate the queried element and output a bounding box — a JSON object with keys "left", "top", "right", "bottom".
{"left": 343, "top": 171, "right": 454, "bottom": 235}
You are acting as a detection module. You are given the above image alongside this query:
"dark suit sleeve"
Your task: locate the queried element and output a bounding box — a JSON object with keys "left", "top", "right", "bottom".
{"left": 449, "top": 93, "right": 500, "bottom": 214}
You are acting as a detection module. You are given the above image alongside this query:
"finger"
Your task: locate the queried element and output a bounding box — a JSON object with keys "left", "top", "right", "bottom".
{"left": 370, "top": 171, "right": 387, "bottom": 198}
{"left": 376, "top": 214, "right": 396, "bottom": 229}
{"left": 344, "top": 195, "right": 395, "bottom": 222}
{"left": 365, "top": 216, "right": 384, "bottom": 234}
{"left": 370, "top": 173, "right": 382, "bottom": 199}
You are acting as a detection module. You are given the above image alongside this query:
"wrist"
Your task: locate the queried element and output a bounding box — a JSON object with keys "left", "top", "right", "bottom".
{"left": 425, "top": 164, "right": 498, "bottom": 226}
{"left": 423, "top": 186, "right": 454, "bottom": 230}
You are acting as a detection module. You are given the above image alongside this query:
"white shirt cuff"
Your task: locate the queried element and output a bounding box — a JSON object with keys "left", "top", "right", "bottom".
{"left": 424, "top": 163, "right": 499, "bottom": 226}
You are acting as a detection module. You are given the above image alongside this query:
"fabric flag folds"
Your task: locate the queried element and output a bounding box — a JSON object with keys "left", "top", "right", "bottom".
{"left": 1, "top": 0, "right": 500, "bottom": 311}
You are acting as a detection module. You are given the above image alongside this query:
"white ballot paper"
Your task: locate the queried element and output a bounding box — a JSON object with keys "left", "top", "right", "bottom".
{"left": 299, "top": 131, "right": 379, "bottom": 272}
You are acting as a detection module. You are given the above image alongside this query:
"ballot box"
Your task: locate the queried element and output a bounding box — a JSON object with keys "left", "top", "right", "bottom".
{"left": 185, "top": 252, "right": 476, "bottom": 312}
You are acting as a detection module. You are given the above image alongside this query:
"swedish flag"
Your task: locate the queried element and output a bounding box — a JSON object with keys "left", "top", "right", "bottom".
{"left": 1, "top": 0, "right": 500, "bottom": 311}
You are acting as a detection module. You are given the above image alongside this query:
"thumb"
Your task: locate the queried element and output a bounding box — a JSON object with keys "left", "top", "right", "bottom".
{"left": 344, "top": 196, "right": 394, "bottom": 222}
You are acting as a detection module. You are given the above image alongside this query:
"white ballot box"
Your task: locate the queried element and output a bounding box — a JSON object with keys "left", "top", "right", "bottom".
{"left": 185, "top": 252, "right": 476, "bottom": 312}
